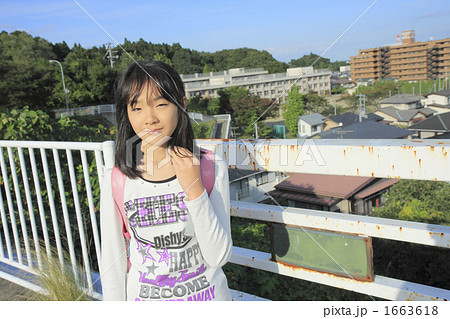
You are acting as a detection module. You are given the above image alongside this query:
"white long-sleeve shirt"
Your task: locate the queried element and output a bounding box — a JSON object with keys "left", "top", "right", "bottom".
{"left": 100, "top": 156, "right": 232, "bottom": 301}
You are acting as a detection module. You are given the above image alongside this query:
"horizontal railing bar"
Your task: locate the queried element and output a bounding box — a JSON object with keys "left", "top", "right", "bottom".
{"left": 198, "top": 139, "right": 450, "bottom": 182}
{"left": 0, "top": 140, "right": 107, "bottom": 151}
{"left": 230, "top": 247, "right": 450, "bottom": 301}
{"left": 231, "top": 201, "right": 450, "bottom": 248}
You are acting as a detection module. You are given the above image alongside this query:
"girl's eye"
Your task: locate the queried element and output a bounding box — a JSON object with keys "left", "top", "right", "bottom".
{"left": 157, "top": 103, "right": 168, "bottom": 108}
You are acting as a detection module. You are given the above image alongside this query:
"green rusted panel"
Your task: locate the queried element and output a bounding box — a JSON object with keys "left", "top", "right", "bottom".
{"left": 271, "top": 224, "right": 374, "bottom": 281}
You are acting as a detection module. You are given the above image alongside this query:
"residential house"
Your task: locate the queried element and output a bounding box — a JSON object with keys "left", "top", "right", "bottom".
{"left": 425, "top": 104, "right": 450, "bottom": 114}
{"left": 373, "top": 106, "right": 435, "bottom": 126}
{"left": 297, "top": 113, "right": 326, "bottom": 138}
{"left": 269, "top": 173, "right": 398, "bottom": 215}
{"left": 331, "top": 77, "right": 355, "bottom": 90}
{"left": 314, "top": 120, "right": 414, "bottom": 139}
{"left": 323, "top": 111, "right": 381, "bottom": 131}
{"left": 408, "top": 112, "right": 450, "bottom": 138}
{"left": 378, "top": 93, "right": 423, "bottom": 110}
{"left": 229, "top": 169, "right": 287, "bottom": 203}
{"left": 422, "top": 89, "right": 450, "bottom": 106}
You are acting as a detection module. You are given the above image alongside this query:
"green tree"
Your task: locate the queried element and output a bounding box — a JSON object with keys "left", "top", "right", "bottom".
{"left": 372, "top": 180, "right": 450, "bottom": 225}
{"left": 0, "top": 31, "right": 57, "bottom": 112}
{"left": 153, "top": 53, "right": 172, "bottom": 66}
{"left": 282, "top": 85, "right": 304, "bottom": 135}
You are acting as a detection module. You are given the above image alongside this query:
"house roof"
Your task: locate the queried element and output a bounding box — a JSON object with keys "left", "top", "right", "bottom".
{"left": 423, "top": 89, "right": 450, "bottom": 98}
{"left": 354, "top": 179, "right": 399, "bottom": 199}
{"left": 416, "top": 108, "right": 437, "bottom": 116}
{"left": 317, "top": 120, "right": 414, "bottom": 139}
{"left": 327, "top": 112, "right": 373, "bottom": 127}
{"left": 408, "top": 112, "right": 450, "bottom": 132}
{"left": 367, "top": 113, "right": 384, "bottom": 122}
{"left": 378, "top": 93, "right": 422, "bottom": 105}
{"left": 269, "top": 189, "right": 340, "bottom": 206}
{"left": 274, "top": 172, "right": 374, "bottom": 199}
{"left": 376, "top": 106, "right": 421, "bottom": 121}
{"left": 298, "top": 113, "right": 326, "bottom": 126}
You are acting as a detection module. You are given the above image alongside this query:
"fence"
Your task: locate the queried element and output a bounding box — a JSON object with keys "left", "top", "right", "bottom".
{"left": 0, "top": 138, "right": 449, "bottom": 301}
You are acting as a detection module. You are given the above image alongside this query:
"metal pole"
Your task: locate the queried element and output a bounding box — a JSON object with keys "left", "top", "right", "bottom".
{"left": 49, "top": 60, "right": 69, "bottom": 115}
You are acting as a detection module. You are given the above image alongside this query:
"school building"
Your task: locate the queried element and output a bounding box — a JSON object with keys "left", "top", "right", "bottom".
{"left": 350, "top": 30, "right": 450, "bottom": 82}
{"left": 180, "top": 67, "right": 332, "bottom": 102}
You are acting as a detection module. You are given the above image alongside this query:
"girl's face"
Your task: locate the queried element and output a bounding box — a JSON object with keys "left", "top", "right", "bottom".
{"left": 127, "top": 82, "right": 180, "bottom": 149}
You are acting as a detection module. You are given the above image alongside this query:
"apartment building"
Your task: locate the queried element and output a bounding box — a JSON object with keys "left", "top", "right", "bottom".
{"left": 181, "top": 67, "right": 331, "bottom": 102}
{"left": 350, "top": 30, "right": 450, "bottom": 82}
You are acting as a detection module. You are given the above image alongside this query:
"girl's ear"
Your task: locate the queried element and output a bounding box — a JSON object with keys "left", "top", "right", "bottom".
{"left": 183, "top": 97, "right": 187, "bottom": 110}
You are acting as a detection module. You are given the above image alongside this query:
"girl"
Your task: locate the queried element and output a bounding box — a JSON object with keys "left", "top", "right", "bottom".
{"left": 100, "top": 60, "right": 232, "bottom": 301}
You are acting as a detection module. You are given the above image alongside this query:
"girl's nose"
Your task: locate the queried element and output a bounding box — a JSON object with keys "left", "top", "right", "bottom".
{"left": 145, "top": 107, "right": 158, "bottom": 125}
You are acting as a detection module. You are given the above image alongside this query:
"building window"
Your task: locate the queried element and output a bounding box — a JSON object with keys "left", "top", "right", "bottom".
{"left": 256, "top": 172, "right": 269, "bottom": 186}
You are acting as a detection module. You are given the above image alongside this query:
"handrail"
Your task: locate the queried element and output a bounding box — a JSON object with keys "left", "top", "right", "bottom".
{"left": 0, "top": 139, "right": 449, "bottom": 301}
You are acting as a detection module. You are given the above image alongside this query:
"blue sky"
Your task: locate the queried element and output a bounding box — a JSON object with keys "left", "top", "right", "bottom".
{"left": 1, "top": 0, "right": 450, "bottom": 62}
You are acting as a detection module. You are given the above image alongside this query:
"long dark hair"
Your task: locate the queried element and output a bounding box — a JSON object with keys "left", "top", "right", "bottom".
{"left": 114, "top": 60, "right": 196, "bottom": 178}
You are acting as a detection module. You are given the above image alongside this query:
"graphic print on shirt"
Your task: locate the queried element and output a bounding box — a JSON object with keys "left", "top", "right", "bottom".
{"left": 135, "top": 240, "right": 216, "bottom": 301}
{"left": 125, "top": 191, "right": 192, "bottom": 249}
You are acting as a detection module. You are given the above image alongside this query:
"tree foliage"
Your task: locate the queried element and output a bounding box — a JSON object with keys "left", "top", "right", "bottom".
{"left": 282, "top": 85, "right": 304, "bottom": 135}
{"left": 289, "top": 53, "right": 347, "bottom": 72}
{"left": 372, "top": 180, "right": 450, "bottom": 225}
{"left": 217, "top": 87, "right": 275, "bottom": 137}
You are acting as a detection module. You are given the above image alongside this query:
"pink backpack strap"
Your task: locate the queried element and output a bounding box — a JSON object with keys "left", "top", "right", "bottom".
{"left": 200, "top": 148, "right": 215, "bottom": 195}
{"left": 111, "top": 166, "right": 130, "bottom": 240}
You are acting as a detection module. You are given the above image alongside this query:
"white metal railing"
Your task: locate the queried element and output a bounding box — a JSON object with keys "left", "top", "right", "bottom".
{"left": 54, "top": 104, "right": 115, "bottom": 118}
{"left": 0, "top": 138, "right": 449, "bottom": 301}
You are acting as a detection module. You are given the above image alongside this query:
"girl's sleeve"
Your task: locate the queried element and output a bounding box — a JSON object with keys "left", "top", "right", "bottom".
{"left": 184, "top": 156, "right": 232, "bottom": 268}
{"left": 99, "top": 169, "right": 128, "bottom": 301}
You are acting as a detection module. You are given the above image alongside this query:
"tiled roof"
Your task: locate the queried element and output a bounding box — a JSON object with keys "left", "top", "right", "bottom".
{"left": 376, "top": 106, "right": 420, "bottom": 121}
{"left": 298, "top": 113, "right": 326, "bottom": 126}
{"left": 408, "top": 112, "right": 450, "bottom": 132}
{"left": 275, "top": 173, "right": 374, "bottom": 199}
{"left": 378, "top": 93, "right": 422, "bottom": 104}
{"left": 317, "top": 120, "right": 414, "bottom": 139}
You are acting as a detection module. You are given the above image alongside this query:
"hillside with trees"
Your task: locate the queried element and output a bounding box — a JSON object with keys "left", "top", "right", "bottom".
{"left": 0, "top": 30, "right": 347, "bottom": 114}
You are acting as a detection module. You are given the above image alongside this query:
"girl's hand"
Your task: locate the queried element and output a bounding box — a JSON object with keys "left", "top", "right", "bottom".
{"left": 169, "top": 146, "right": 205, "bottom": 200}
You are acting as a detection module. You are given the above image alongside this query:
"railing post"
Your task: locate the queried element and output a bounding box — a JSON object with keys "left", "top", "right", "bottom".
{"left": 102, "top": 140, "right": 115, "bottom": 170}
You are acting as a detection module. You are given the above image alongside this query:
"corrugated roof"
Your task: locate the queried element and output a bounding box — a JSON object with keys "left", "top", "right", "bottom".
{"left": 275, "top": 172, "right": 374, "bottom": 199}
{"left": 378, "top": 93, "right": 422, "bottom": 104}
{"left": 354, "top": 179, "right": 399, "bottom": 199}
{"left": 298, "top": 113, "right": 326, "bottom": 126}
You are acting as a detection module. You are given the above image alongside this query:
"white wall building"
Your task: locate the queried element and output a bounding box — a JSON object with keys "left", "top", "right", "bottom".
{"left": 297, "top": 113, "right": 326, "bottom": 138}
{"left": 181, "top": 67, "right": 332, "bottom": 103}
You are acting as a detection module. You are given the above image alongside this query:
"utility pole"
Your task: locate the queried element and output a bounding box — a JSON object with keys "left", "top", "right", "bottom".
{"left": 356, "top": 94, "right": 366, "bottom": 122}
{"left": 254, "top": 123, "right": 259, "bottom": 139}
{"left": 105, "top": 43, "right": 118, "bottom": 68}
